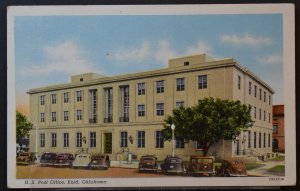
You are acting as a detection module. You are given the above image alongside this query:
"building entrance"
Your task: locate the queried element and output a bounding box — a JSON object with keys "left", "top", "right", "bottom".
{"left": 104, "top": 133, "right": 112, "bottom": 154}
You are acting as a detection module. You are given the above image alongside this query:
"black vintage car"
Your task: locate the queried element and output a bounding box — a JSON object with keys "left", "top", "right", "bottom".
{"left": 187, "top": 155, "right": 215, "bottom": 176}
{"left": 215, "top": 158, "right": 247, "bottom": 177}
{"left": 40, "top": 152, "right": 57, "bottom": 166}
{"left": 54, "top": 153, "right": 74, "bottom": 167}
{"left": 138, "top": 155, "right": 158, "bottom": 173}
{"left": 160, "top": 155, "right": 186, "bottom": 175}
{"left": 89, "top": 154, "right": 110, "bottom": 170}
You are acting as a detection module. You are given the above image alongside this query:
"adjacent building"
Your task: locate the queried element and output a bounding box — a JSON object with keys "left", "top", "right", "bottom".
{"left": 28, "top": 54, "right": 274, "bottom": 161}
{"left": 272, "top": 105, "right": 285, "bottom": 153}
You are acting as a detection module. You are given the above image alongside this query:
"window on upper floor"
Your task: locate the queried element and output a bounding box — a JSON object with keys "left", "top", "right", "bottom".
{"left": 40, "top": 95, "right": 45, "bottom": 105}
{"left": 248, "top": 81, "right": 252, "bottom": 95}
{"left": 156, "top": 103, "right": 164, "bottom": 116}
{"left": 76, "top": 110, "right": 82, "bottom": 120}
{"left": 51, "top": 94, "right": 56, "bottom": 104}
{"left": 40, "top": 113, "right": 45, "bottom": 123}
{"left": 198, "top": 75, "right": 208, "bottom": 89}
{"left": 63, "top": 92, "right": 69, "bottom": 103}
{"left": 176, "top": 78, "right": 185, "bottom": 91}
{"left": 264, "top": 91, "right": 266, "bottom": 102}
{"left": 237, "top": 75, "right": 241, "bottom": 90}
{"left": 156, "top": 80, "right": 164, "bottom": 93}
{"left": 76, "top": 91, "right": 82, "bottom": 102}
{"left": 259, "top": 88, "right": 262, "bottom": 100}
{"left": 269, "top": 95, "right": 271, "bottom": 105}
{"left": 259, "top": 109, "right": 261, "bottom": 120}
{"left": 273, "top": 125, "right": 278, "bottom": 133}
{"left": 176, "top": 101, "right": 184, "bottom": 109}
{"left": 137, "top": 104, "right": 145, "bottom": 117}
{"left": 64, "top": 111, "right": 69, "bottom": 121}
{"left": 51, "top": 112, "right": 56, "bottom": 122}
{"left": 137, "top": 83, "right": 145, "bottom": 95}
{"left": 254, "top": 85, "right": 257, "bottom": 98}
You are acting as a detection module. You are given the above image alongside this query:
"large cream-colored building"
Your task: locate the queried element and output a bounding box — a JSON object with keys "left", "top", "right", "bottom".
{"left": 28, "top": 54, "right": 274, "bottom": 161}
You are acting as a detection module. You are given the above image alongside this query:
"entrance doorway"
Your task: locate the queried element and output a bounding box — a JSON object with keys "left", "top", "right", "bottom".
{"left": 104, "top": 133, "right": 112, "bottom": 154}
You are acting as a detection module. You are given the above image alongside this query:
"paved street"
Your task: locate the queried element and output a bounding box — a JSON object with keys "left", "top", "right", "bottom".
{"left": 16, "top": 165, "right": 165, "bottom": 179}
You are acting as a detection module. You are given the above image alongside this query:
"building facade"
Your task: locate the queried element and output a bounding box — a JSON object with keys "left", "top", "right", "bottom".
{"left": 272, "top": 105, "right": 285, "bottom": 153}
{"left": 28, "top": 54, "right": 274, "bottom": 161}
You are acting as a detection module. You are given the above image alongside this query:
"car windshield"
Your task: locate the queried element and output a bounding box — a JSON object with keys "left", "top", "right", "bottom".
{"left": 19, "top": 153, "right": 30, "bottom": 157}
{"left": 191, "top": 158, "right": 213, "bottom": 163}
{"left": 93, "top": 156, "right": 104, "bottom": 160}
{"left": 168, "top": 158, "right": 181, "bottom": 163}
{"left": 142, "top": 157, "right": 154, "bottom": 162}
{"left": 43, "top": 154, "right": 56, "bottom": 158}
{"left": 57, "top": 154, "right": 69, "bottom": 159}
{"left": 229, "top": 160, "right": 244, "bottom": 166}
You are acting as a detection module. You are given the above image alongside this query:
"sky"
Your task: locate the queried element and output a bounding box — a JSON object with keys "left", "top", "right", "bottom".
{"left": 14, "top": 14, "right": 283, "bottom": 114}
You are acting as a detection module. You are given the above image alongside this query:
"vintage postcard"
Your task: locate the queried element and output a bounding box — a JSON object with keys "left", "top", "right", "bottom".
{"left": 7, "top": 4, "right": 295, "bottom": 189}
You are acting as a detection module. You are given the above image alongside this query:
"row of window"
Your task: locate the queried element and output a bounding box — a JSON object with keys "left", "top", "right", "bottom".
{"left": 237, "top": 75, "right": 272, "bottom": 105}
{"left": 39, "top": 75, "right": 208, "bottom": 106}
{"left": 246, "top": 131, "right": 271, "bottom": 149}
{"left": 251, "top": 107, "right": 272, "bottom": 123}
{"left": 39, "top": 131, "right": 188, "bottom": 149}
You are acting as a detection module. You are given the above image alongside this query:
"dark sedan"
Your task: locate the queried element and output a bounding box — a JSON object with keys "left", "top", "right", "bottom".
{"left": 138, "top": 155, "right": 158, "bottom": 173}
{"left": 40, "top": 152, "right": 57, "bottom": 166}
{"left": 160, "top": 155, "right": 185, "bottom": 175}
{"left": 89, "top": 154, "right": 110, "bottom": 170}
{"left": 216, "top": 158, "right": 247, "bottom": 177}
{"left": 54, "top": 153, "right": 74, "bottom": 167}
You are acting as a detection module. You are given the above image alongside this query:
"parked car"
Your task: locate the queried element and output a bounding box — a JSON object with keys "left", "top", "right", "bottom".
{"left": 138, "top": 155, "right": 158, "bottom": 173}
{"left": 215, "top": 158, "right": 248, "bottom": 177}
{"left": 72, "top": 154, "right": 91, "bottom": 169}
{"left": 160, "top": 155, "right": 185, "bottom": 175}
{"left": 89, "top": 154, "right": 110, "bottom": 170}
{"left": 40, "top": 152, "right": 57, "bottom": 166}
{"left": 187, "top": 155, "right": 215, "bottom": 176}
{"left": 16, "top": 152, "right": 36, "bottom": 165}
{"left": 54, "top": 153, "right": 74, "bottom": 167}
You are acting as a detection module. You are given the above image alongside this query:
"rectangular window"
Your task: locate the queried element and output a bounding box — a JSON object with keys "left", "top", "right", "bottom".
{"left": 176, "top": 137, "right": 185, "bottom": 148}
{"left": 76, "top": 110, "right": 82, "bottom": 120}
{"left": 120, "top": 131, "right": 128, "bottom": 147}
{"left": 263, "top": 111, "right": 266, "bottom": 121}
{"left": 269, "top": 113, "right": 271, "bottom": 123}
{"left": 259, "top": 132, "right": 261, "bottom": 148}
{"left": 273, "top": 125, "right": 278, "bottom": 133}
{"left": 137, "top": 131, "right": 145, "bottom": 148}
{"left": 268, "top": 134, "right": 271, "bottom": 147}
{"left": 64, "top": 111, "right": 69, "bottom": 121}
{"left": 90, "top": 132, "right": 96, "bottom": 148}
{"left": 156, "top": 80, "right": 164, "bottom": 93}
{"left": 196, "top": 141, "right": 204, "bottom": 150}
{"left": 254, "top": 85, "right": 257, "bottom": 98}
{"left": 89, "top": 90, "right": 97, "bottom": 123}
{"left": 40, "top": 95, "right": 45, "bottom": 105}
{"left": 40, "top": 133, "right": 45, "bottom": 147}
{"left": 137, "top": 104, "right": 145, "bottom": 117}
{"left": 76, "top": 91, "right": 82, "bottom": 102}
{"left": 40, "top": 113, "right": 45, "bottom": 123}
{"left": 155, "top": 131, "right": 164, "bottom": 148}
{"left": 259, "top": 88, "right": 262, "bottom": 100}
{"left": 248, "top": 81, "right": 252, "bottom": 95}
{"left": 63, "top": 133, "right": 69, "bottom": 147}
{"left": 51, "top": 94, "right": 57, "bottom": 104}
{"left": 264, "top": 91, "right": 266, "bottom": 102}
{"left": 237, "top": 75, "right": 241, "bottom": 90}
{"left": 76, "top": 132, "right": 82, "bottom": 147}
{"left": 63, "top": 92, "right": 69, "bottom": 103}
{"left": 248, "top": 131, "right": 251, "bottom": 149}
{"left": 263, "top": 133, "right": 266, "bottom": 148}
{"left": 104, "top": 88, "right": 113, "bottom": 123}
{"left": 254, "top": 132, "right": 257, "bottom": 148}
{"left": 120, "top": 86, "right": 129, "bottom": 122}
{"left": 51, "top": 112, "right": 56, "bottom": 122}
{"left": 176, "top": 101, "right": 184, "bottom": 109}
{"left": 254, "top": 107, "right": 257, "bottom": 119}
{"left": 198, "top": 75, "right": 208, "bottom": 89}
{"left": 137, "top": 83, "right": 145, "bottom": 95}
{"left": 51, "top": 133, "right": 57, "bottom": 147}
{"left": 156, "top": 103, "right": 164, "bottom": 116}
{"left": 269, "top": 95, "right": 271, "bottom": 105}
{"left": 176, "top": 78, "right": 185, "bottom": 91}
{"left": 259, "top": 109, "right": 261, "bottom": 120}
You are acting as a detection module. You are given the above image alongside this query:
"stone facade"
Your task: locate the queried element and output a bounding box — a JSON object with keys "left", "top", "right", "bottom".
{"left": 28, "top": 54, "right": 274, "bottom": 161}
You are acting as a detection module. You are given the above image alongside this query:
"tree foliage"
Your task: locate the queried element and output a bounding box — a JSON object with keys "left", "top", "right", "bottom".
{"left": 16, "top": 111, "right": 33, "bottom": 144}
{"left": 163, "top": 97, "right": 253, "bottom": 156}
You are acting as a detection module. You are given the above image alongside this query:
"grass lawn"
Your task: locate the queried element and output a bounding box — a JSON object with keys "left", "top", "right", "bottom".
{"left": 245, "top": 163, "right": 265, "bottom": 170}
{"left": 267, "top": 165, "right": 285, "bottom": 173}
{"left": 269, "top": 155, "right": 285, "bottom": 161}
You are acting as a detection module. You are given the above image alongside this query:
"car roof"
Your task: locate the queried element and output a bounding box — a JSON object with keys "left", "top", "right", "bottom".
{"left": 223, "top": 158, "right": 243, "bottom": 163}
{"left": 190, "top": 155, "right": 214, "bottom": 159}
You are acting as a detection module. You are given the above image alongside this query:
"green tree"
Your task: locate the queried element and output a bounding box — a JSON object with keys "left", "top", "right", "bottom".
{"left": 16, "top": 111, "right": 33, "bottom": 144}
{"left": 163, "top": 97, "right": 253, "bottom": 156}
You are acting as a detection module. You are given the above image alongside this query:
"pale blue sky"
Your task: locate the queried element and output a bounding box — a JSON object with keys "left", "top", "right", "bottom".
{"left": 14, "top": 14, "right": 283, "bottom": 112}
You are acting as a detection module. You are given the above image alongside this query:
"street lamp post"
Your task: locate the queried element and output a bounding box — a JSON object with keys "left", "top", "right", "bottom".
{"left": 171, "top": 124, "right": 175, "bottom": 157}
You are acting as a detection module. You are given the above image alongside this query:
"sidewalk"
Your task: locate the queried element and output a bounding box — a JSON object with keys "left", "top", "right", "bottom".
{"left": 110, "top": 160, "right": 139, "bottom": 169}
{"left": 247, "top": 160, "right": 285, "bottom": 177}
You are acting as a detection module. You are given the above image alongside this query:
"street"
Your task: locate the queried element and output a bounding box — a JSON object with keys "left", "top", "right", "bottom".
{"left": 16, "top": 165, "right": 165, "bottom": 179}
